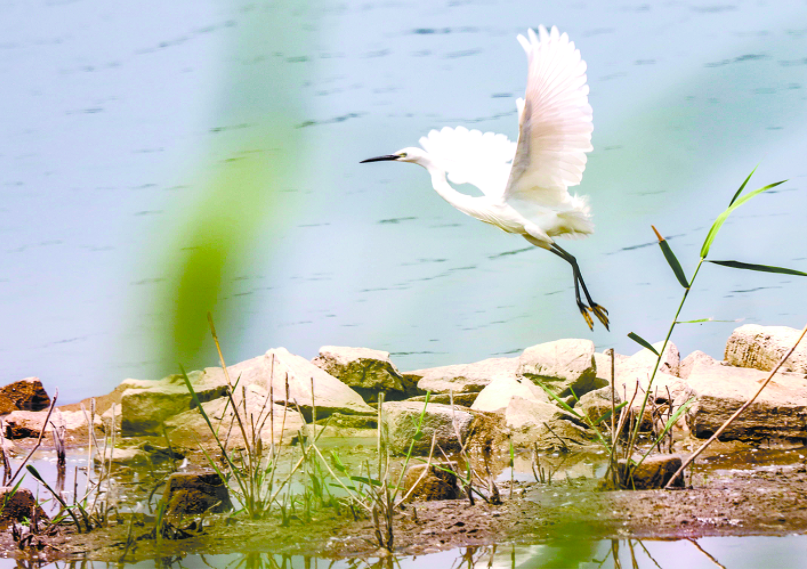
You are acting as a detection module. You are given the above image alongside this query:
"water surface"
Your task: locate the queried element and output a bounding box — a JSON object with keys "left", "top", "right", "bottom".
{"left": 2, "top": 1, "right": 807, "bottom": 403}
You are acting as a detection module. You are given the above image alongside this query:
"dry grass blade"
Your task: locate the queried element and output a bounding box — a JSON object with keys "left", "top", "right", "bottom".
{"left": 8, "top": 388, "right": 59, "bottom": 485}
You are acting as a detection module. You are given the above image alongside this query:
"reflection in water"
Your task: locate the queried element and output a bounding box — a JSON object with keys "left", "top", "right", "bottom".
{"left": 21, "top": 537, "right": 801, "bottom": 569}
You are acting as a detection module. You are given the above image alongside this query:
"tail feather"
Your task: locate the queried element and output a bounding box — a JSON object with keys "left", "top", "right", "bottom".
{"left": 555, "top": 194, "right": 593, "bottom": 239}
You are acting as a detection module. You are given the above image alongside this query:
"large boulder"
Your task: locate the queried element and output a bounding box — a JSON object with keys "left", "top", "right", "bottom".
{"left": 505, "top": 397, "right": 593, "bottom": 449}
{"left": 94, "top": 446, "right": 151, "bottom": 466}
{"left": 2, "top": 408, "right": 96, "bottom": 440}
{"left": 120, "top": 368, "right": 229, "bottom": 434}
{"left": 624, "top": 341, "right": 680, "bottom": 377}
{"left": 248, "top": 348, "right": 374, "bottom": 420}
{"left": 682, "top": 362, "right": 807, "bottom": 441}
{"left": 518, "top": 339, "right": 601, "bottom": 398}
{"left": 575, "top": 386, "right": 621, "bottom": 424}
{"left": 59, "top": 382, "right": 131, "bottom": 416}
{"left": 381, "top": 401, "right": 474, "bottom": 455}
{"left": 405, "top": 393, "right": 479, "bottom": 407}
{"left": 593, "top": 351, "right": 628, "bottom": 383}
{"left": 725, "top": 324, "right": 807, "bottom": 373}
{"left": 404, "top": 357, "right": 519, "bottom": 395}
{"left": 0, "top": 377, "right": 50, "bottom": 411}
{"left": 165, "top": 386, "right": 306, "bottom": 450}
{"left": 0, "top": 395, "right": 17, "bottom": 415}
{"left": 679, "top": 350, "right": 721, "bottom": 380}
{"left": 471, "top": 376, "right": 547, "bottom": 413}
{"left": 613, "top": 341, "right": 686, "bottom": 404}
{"left": 312, "top": 346, "right": 407, "bottom": 402}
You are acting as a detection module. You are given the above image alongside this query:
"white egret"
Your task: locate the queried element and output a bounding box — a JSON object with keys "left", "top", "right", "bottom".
{"left": 361, "top": 26, "right": 607, "bottom": 330}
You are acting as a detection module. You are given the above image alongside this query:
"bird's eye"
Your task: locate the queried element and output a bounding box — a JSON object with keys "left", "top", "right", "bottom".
{"left": 399, "top": 152, "right": 407, "bottom": 158}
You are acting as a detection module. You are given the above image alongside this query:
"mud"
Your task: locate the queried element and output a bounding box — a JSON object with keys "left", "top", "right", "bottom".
{"left": 4, "top": 444, "right": 807, "bottom": 564}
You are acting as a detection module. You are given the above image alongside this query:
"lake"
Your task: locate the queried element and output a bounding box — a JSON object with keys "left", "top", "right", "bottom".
{"left": 2, "top": 0, "right": 806, "bottom": 404}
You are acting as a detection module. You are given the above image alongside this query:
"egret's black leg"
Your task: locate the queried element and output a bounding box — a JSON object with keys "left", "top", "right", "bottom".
{"left": 549, "top": 246, "right": 594, "bottom": 331}
{"left": 550, "top": 243, "right": 610, "bottom": 331}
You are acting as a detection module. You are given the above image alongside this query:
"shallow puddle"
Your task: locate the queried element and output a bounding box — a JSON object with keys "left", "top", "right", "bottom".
{"left": 3, "top": 536, "right": 803, "bottom": 568}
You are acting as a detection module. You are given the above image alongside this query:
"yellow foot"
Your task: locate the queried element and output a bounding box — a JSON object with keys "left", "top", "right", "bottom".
{"left": 578, "top": 304, "right": 594, "bottom": 331}
{"left": 590, "top": 304, "right": 610, "bottom": 331}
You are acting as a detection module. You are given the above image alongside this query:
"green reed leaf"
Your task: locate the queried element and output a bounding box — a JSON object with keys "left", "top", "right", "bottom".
{"left": 533, "top": 381, "right": 582, "bottom": 419}
{"left": 658, "top": 239, "right": 689, "bottom": 288}
{"left": 707, "top": 260, "right": 807, "bottom": 277}
{"left": 728, "top": 165, "right": 757, "bottom": 207}
{"left": 700, "top": 180, "right": 787, "bottom": 259}
{"left": 627, "top": 332, "right": 659, "bottom": 355}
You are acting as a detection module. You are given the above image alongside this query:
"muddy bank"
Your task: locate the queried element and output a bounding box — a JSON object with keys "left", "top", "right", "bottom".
{"left": 5, "top": 448, "right": 807, "bottom": 564}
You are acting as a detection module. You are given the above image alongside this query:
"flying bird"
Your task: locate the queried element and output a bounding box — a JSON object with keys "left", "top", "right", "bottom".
{"left": 361, "top": 26, "right": 608, "bottom": 331}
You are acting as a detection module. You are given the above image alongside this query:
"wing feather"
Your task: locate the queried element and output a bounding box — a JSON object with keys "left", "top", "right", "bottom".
{"left": 504, "top": 26, "right": 593, "bottom": 209}
{"left": 419, "top": 126, "right": 516, "bottom": 199}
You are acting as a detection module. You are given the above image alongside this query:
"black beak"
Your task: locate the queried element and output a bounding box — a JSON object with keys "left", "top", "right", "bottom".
{"left": 360, "top": 154, "right": 399, "bottom": 164}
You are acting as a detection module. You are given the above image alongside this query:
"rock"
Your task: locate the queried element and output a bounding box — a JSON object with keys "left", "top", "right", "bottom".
{"left": 253, "top": 348, "right": 374, "bottom": 419}
{"left": 405, "top": 357, "right": 519, "bottom": 395}
{"left": 505, "top": 397, "right": 593, "bottom": 449}
{"left": 682, "top": 362, "right": 807, "bottom": 441}
{"left": 2, "top": 409, "right": 95, "bottom": 440}
{"left": 0, "top": 377, "right": 50, "bottom": 411}
{"left": 165, "top": 387, "right": 306, "bottom": 451}
{"left": 725, "top": 324, "right": 807, "bottom": 374}
{"left": 0, "top": 395, "right": 17, "bottom": 415}
{"left": 93, "top": 439, "right": 185, "bottom": 467}
{"left": 612, "top": 342, "right": 686, "bottom": 405}
{"left": 301, "top": 412, "right": 379, "bottom": 440}
{"left": 518, "top": 339, "right": 602, "bottom": 398}
{"left": 162, "top": 472, "right": 232, "bottom": 518}
{"left": 614, "top": 370, "right": 685, "bottom": 406}
{"left": 624, "top": 341, "right": 679, "bottom": 377}
{"left": 95, "top": 444, "right": 183, "bottom": 467}
{"left": 679, "top": 350, "right": 721, "bottom": 380}
{"left": 100, "top": 403, "right": 122, "bottom": 434}
{"left": 594, "top": 351, "right": 628, "bottom": 383}
{"left": 299, "top": 423, "right": 377, "bottom": 441}
{"left": 618, "top": 455, "right": 684, "bottom": 489}
{"left": 312, "top": 346, "right": 407, "bottom": 402}
{"left": 0, "top": 487, "right": 48, "bottom": 528}
{"left": 120, "top": 368, "right": 229, "bottom": 434}
{"left": 402, "top": 462, "right": 459, "bottom": 501}
{"left": 405, "top": 393, "right": 479, "bottom": 407}
{"left": 94, "top": 446, "right": 150, "bottom": 466}
{"left": 382, "top": 401, "right": 474, "bottom": 455}
{"left": 471, "top": 376, "right": 547, "bottom": 414}
{"left": 505, "top": 397, "right": 566, "bottom": 431}
{"left": 59, "top": 382, "right": 131, "bottom": 416}
{"left": 576, "top": 386, "right": 621, "bottom": 425}
{"left": 315, "top": 413, "right": 378, "bottom": 430}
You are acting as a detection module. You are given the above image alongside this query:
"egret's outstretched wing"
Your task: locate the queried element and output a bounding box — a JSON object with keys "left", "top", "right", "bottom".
{"left": 419, "top": 126, "right": 516, "bottom": 199}
{"left": 504, "top": 26, "right": 593, "bottom": 208}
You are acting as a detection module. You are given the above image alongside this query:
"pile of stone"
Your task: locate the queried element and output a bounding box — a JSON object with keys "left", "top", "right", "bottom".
{"left": 3, "top": 323, "right": 806, "bottom": 460}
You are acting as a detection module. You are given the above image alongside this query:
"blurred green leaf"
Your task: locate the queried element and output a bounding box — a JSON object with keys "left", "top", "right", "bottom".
{"left": 627, "top": 332, "right": 659, "bottom": 355}
{"left": 700, "top": 179, "right": 787, "bottom": 259}
{"left": 707, "top": 260, "right": 807, "bottom": 277}
{"left": 728, "top": 165, "right": 758, "bottom": 207}
{"left": 658, "top": 238, "right": 689, "bottom": 288}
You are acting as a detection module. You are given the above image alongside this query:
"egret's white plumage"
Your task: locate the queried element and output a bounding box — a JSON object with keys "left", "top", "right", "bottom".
{"left": 361, "top": 26, "right": 608, "bottom": 330}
